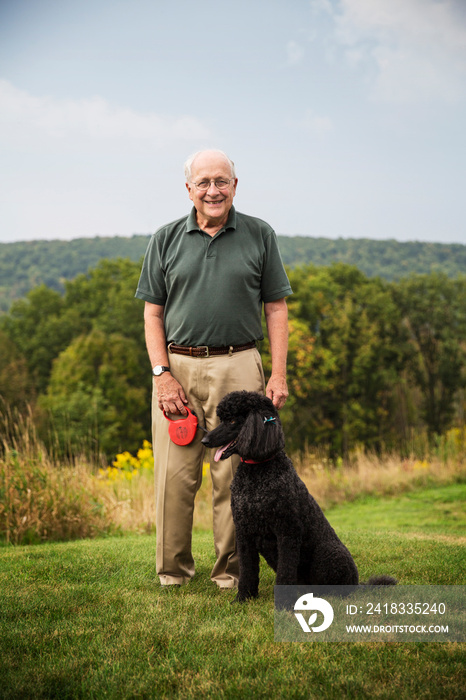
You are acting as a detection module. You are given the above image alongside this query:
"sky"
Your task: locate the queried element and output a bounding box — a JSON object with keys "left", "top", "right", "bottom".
{"left": 1, "top": 0, "right": 465, "bottom": 245}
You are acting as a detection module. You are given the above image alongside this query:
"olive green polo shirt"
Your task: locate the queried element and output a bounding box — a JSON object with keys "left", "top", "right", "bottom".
{"left": 135, "top": 206, "right": 292, "bottom": 347}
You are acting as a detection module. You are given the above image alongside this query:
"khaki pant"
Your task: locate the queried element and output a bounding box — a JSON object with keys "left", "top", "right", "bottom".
{"left": 152, "top": 347, "right": 265, "bottom": 587}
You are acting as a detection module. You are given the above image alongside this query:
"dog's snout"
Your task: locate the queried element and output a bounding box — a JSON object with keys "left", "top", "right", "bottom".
{"left": 201, "top": 435, "right": 210, "bottom": 446}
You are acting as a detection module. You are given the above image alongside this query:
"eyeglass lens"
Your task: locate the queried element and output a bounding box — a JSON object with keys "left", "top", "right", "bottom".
{"left": 194, "top": 179, "right": 231, "bottom": 190}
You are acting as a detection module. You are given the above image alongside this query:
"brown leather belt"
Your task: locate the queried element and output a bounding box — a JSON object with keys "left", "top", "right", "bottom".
{"left": 168, "top": 340, "right": 256, "bottom": 358}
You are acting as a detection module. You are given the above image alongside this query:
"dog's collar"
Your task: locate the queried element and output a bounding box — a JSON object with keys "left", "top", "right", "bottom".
{"left": 241, "top": 455, "right": 276, "bottom": 465}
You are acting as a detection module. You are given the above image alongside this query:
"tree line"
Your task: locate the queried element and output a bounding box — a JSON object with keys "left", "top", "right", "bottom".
{"left": 1, "top": 258, "right": 465, "bottom": 460}
{"left": 1, "top": 234, "right": 465, "bottom": 312}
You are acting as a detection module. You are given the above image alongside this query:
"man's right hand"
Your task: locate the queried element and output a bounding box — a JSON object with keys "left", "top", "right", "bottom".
{"left": 155, "top": 372, "right": 188, "bottom": 415}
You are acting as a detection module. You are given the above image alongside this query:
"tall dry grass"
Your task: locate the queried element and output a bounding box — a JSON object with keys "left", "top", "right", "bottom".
{"left": 294, "top": 449, "right": 465, "bottom": 509}
{"left": 1, "top": 407, "right": 465, "bottom": 544}
{"left": 1, "top": 407, "right": 117, "bottom": 544}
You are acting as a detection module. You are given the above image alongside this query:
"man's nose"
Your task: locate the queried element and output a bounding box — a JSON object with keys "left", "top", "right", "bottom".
{"left": 206, "top": 181, "right": 221, "bottom": 193}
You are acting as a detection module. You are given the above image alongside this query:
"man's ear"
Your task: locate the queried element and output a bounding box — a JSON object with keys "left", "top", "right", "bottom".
{"left": 186, "top": 181, "right": 194, "bottom": 202}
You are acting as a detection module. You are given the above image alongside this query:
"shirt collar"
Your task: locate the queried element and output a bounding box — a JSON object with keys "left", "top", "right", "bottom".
{"left": 186, "top": 206, "right": 237, "bottom": 234}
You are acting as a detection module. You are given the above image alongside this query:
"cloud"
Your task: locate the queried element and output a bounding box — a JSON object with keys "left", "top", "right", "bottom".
{"left": 311, "top": 0, "right": 466, "bottom": 103}
{"left": 310, "top": 0, "right": 334, "bottom": 16}
{"left": 286, "top": 40, "right": 306, "bottom": 66}
{"left": 0, "top": 79, "right": 211, "bottom": 146}
{"left": 300, "top": 109, "right": 333, "bottom": 136}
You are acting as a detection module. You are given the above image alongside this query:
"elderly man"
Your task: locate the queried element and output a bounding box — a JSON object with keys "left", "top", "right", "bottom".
{"left": 135, "top": 149, "right": 292, "bottom": 589}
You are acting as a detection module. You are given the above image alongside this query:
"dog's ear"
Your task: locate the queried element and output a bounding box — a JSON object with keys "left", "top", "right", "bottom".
{"left": 235, "top": 411, "right": 285, "bottom": 462}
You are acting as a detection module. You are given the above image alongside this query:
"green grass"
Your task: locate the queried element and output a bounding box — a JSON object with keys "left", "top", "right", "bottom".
{"left": 1, "top": 485, "right": 465, "bottom": 699}
{"left": 326, "top": 483, "right": 466, "bottom": 540}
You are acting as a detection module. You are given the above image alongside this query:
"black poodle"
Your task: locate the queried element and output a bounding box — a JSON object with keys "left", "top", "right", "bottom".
{"left": 202, "top": 390, "right": 396, "bottom": 602}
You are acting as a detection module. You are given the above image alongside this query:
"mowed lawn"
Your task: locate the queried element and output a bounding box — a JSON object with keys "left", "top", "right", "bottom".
{"left": 1, "top": 484, "right": 465, "bottom": 699}
{"left": 326, "top": 483, "right": 466, "bottom": 541}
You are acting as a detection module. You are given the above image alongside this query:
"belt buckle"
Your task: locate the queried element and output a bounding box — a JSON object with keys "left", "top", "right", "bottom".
{"left": 197, "top": 345, "right": 210, "bottom": 358}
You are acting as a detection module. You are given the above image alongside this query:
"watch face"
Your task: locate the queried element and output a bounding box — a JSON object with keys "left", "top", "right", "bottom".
{"left": 153, "top": 365, "right": 168, "bottom": 376}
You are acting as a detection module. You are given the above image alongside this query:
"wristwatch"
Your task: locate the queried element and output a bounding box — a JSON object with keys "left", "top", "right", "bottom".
{"left": 152, "top": 365, "right": 170, "bottom": 377}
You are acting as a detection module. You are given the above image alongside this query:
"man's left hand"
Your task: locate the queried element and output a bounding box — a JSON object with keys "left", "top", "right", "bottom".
{"left": 266, "top": 376, "right": 288, "bottom": 410}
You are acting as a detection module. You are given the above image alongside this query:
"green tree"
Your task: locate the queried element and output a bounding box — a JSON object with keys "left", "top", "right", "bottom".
{"left": 40, "top": 329, "right": 149, "bottom": 458}
{"left": 0, "top": 330, "right": 34, "bottom": 410}
{"left": 265, "top": 264, "right": 403, "bottom": 457}
{"left": 1, "top": 258, "right": 150, "bottom": 458}
{"left": 1, "top": 286, "right": 83, "bottom": 393}
{"left": 63, "top": 258, "right": 144, "bottom": 344}
{"left": 392, "top": 273, "right": 466, "bottom": 437}
{"left": 0, "top": 330, "right": 36, "bottom": 446}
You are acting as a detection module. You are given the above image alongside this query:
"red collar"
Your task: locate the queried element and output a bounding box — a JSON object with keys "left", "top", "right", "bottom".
{"left": 241, "top": 456, "right": 275, "bottom": 465}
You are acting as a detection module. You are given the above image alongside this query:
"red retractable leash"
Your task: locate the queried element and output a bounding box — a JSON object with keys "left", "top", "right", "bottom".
{"left": 163, "top": 406, "right": 206, "bottom": 446}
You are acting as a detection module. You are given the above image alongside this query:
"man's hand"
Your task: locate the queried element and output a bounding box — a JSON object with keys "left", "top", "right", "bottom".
{"left": 266, "top": 375, "right": 288, "bottom": 410}
{"left": 155, "top": 372, "right": 188, "bottom": 415}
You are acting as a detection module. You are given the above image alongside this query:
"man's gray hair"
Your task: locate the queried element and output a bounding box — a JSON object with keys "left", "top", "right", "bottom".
{"left": 184, "top": 150, "right": 236, "bottom": 182}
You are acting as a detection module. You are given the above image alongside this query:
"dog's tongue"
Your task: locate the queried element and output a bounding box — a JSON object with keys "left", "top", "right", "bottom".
{"left": 214, "top": 442, "right": 233, "bottom": 462}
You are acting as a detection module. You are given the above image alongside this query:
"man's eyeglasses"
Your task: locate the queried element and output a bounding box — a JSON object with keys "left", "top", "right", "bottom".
{"left": 190, "top": 178, "right": 234, "bottom": 191}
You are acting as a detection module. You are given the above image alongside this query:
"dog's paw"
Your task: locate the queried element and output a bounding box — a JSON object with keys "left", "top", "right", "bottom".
{"left": 232, "top": 591, "right": 257, "bottom": 603}
{"left": 232, "top": 594, "right": 248, "bottom": 604}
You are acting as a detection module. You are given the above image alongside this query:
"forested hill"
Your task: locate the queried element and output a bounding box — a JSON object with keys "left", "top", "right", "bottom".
{"left": 1, "top": 234, "right": 465, "bottom": 312}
